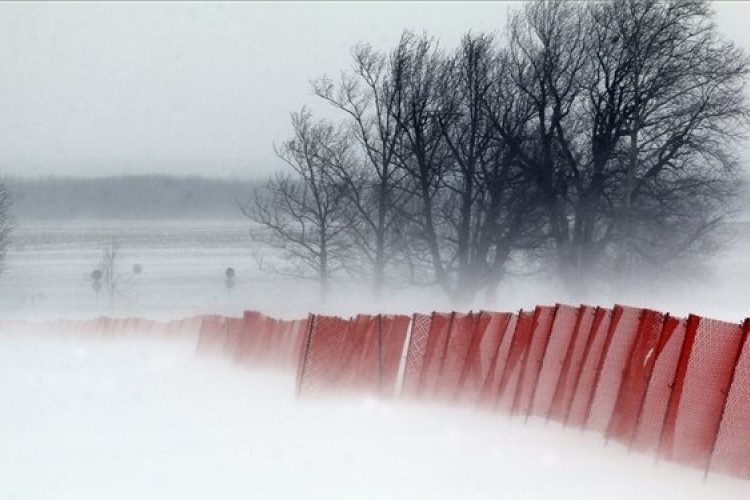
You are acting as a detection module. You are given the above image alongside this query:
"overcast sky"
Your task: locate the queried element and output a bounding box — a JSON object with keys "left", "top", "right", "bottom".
{"left": 1, "top": 1, "right": 748, "bottom": 180}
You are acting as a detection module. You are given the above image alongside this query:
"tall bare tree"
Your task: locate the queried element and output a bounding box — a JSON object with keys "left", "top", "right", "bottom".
{"left": 242, "top": 109, "right": 352, "bottom": 301}
{"left": 385, "top": 33, "right": 459, "bottom": 298}
{"left": 501, "top": 0, "right": 748, "bottom": 289}
{"left": 590, "top": 0, "right": 749, "bottom": 276}
{"left": 312, "top": 41, "right": 409, "bottom": 297}
{"left": 434, "top": 33, "right": 547, "bottom": 302}
{"left": 502, "top": 0, "right": 590, "bottom": 287}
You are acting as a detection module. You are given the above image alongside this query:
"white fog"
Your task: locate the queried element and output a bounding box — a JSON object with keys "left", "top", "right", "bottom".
{"left": 2, "top": 1, "right": 750, "bottom": 499}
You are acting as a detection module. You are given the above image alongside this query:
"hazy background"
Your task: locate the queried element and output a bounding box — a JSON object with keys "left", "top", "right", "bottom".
{"left": 2, "top": 1, "right": 750, "bottom": 322}
{"left": 0, "top": 1, "right": 748, "bottom": 180}
{"left": 2, "top": 6, "right": 750, "bottom": 498}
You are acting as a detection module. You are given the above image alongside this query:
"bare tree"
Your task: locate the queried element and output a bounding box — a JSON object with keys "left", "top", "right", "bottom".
{"left": 500, "top": 0, "right": 748, "bottom": 289}
{"left": 241, "top": 109, "right": 352, "bottom": 302}
{"left": 437, "top": 33, "right": 548, "bottom": 303}
{"left": 312, "top": 41, "right": 410, "bottom": 297}
{"left": 502, "top": 0, "right": 591, "bottom": 288}
{"left": 385, "top": 32, "right": 459, "bottom": 298}
{"left": 436, "top": 33, "right": 499, "bottom": 302}
{"left": 590, "top": 0, "right": 749, "bottom": 278}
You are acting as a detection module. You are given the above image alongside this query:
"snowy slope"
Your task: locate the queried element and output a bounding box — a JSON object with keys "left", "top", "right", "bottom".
{"left": 1, "top": 330, "right": 748, "bottom": 500}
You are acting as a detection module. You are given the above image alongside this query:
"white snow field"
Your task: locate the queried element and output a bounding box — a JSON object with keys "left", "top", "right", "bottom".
{"left": 2, "top": 220, "right": 750, "bottom": 499}
{"left": 0, "top": 330, "right": 748, "bottom": 500}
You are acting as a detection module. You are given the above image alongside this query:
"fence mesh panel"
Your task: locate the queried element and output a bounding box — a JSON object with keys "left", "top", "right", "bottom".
{"left": 196, "top": 315, "right": 228, "bottom": 355}
{"left": 566, "top": 308, "right": 612, "bottom": 428}
{"left": 223, "top": 317, "right": 246, "bottom": 360}
{"left": 269, "top": 320, "right": 293, "bottom": 368}
{"left": 478, "top": 313, "right": 518, "bottom": 408}
{"left": 291, "top": 318, "right": 310, "bottom": 372}
{"left": 607, "top": 310, "right": 666, "bottom": 444}
{"left": 379, "top": 315, "right": 411, "bottom": 398}
{"left": 401, "top": 314, "right": 433, "bottom": 398}
{"left": 460, "top": 312, "right": 511, "bottom": 405}
{"left": 514, "top": 306, "right": 556, "bottom": 417}
{"left": 586, "top": 305, "right": 642, "bottom": 432}
{"left": 340, "top": 315, "right": 378, "bottom": 394}
{"left": 631, "top": 317, "right": 687, "bottom": 453}
{"left": 416, "top": 313, "right": 454, "bottom": 400}
{"left": 260, "top": 317, "right": 281, "bottom": 365}
{"left": 235, "top": 311, "right": 264, "bottom": 364}
{"left": 531, "top": 304, "right": 581, "bottom": 419}
{"left": 296, "top": 315, "right": 351, "bottom": 398}
{"left": 660, "top": 316, "right": 744, "bottom": 470}
{"left": 711, "top": 321, "right": 750, "bottom": 479}
{"left": 549, "top": 305, "right": 596, "bottom": 423}
{"left": 436, "top": 313, "right": 476, "bottom": 402}
{"left": 496, "top": 312, "right": 535, "bottom": 413}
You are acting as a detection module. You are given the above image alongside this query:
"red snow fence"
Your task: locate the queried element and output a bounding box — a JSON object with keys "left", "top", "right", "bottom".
{"left": 289, "top": 305, "right": 750, "bottom": 482}
{"left": 295, "top": 313, "right": 410, "bottom": 398}
{"left": 4, "top": 302, "right": 750, "bottom": 482}
{"left": 659, "top": 316, "right": 746, "bottom": 471}
{"left": 199, "top": 310, "right": 309, "bottom": 372}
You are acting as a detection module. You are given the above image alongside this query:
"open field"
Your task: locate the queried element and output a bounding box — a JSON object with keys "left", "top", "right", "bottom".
{"left": 1, "top": 330, "right": 748, "bottom": 500}
{"left": 2, "top": 219, "right": 750, "bottom": 498}
{"left": 2, "top": 219, "right": 750, "bottom": 322}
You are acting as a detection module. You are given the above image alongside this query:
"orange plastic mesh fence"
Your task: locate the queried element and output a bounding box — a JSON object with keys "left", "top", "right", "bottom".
{"left": 266, "top": 318, "right": 290, "bottom": 368}
{"left": 435, "top": 313, "right": 476, "bottom": 401}
{"left": 234, "top": 311, "right": 264, "bottom": 363}
{"left": 296, "top": 315, "right": 351, "bottom": 398}
{"left": 416, "top": 313, "right": 453, "bottom": 400}
{"left": 530, "top": 304, "right": 581, "bottom": 419}
{"left": 710, "top": 320, "right": 750, "bottom": 479}
{"left": 288, "top": 318, "right": 310, "bottom": 371}
{"left": 270, "top": 320, "right": 291, "bottom": 368}
{"left": 296, "top": 314, "right": 410, "bottom": 398}
{"left": 606, "top": 309, "right": 666, "bottom": 444}
{"left": 257, "top": 315, "right": 278, "bottom": 364}
{"left": 352, "top": 316, "right": 381, "bottom": 394}
{"left": 514, "top": 306, "right": 556, "bottom": 417}
{"left": 630, "top": 317, "right": 687, "bottom": 453}
{"left": 496, "top": 311, "right": 535, "bottom": 413}
{"left": 401, "top": 313, "right": 433, "bottom": 399}
{"left": 223, "top": 316, "right": 246, "bottom": 359}
{"left": 337, "top": 315, "right": 378, "bottom": 393}
{"left": 548, "top": 305, "right": 596, "bottom": 423}
{"left": 660, "top": 315, "right": 744, "bottom": 470}
{"left": 266, "top": 319, "right": 287, "bottom": 367}
{"left": 459, "top": 312, "right": 512, "bottom": 405}
{"left": 379, "top": 315, "right": 411, "bottom": 398}
{"left": 566, "top": 308, "right": 612, "bottom": 428}
{"left": 22, "top": 304, "right": 750, "bottom": 482}
{"left": 196, "top": 315, "right": 229, "bottom": 355}
{"left": 477, "top": 313, "right": 517, "bottom": 408}
{"left": 586, "top": 305, "right": 642, "bottom": 432}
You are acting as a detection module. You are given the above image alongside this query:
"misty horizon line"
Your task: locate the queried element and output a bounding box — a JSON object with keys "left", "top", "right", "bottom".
{"left": 2, "top": 171, "right": 270, "bottom": 183}
{"left": 5, "top": 175, "right": 268, "bottom": 221}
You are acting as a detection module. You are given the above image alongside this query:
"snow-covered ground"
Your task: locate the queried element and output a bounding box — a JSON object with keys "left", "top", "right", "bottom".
{"left": 2, "top": 219, "right": 750, "bottom": 499}
{"left": 0, "top": 330, "right": 748, "bottom": 500}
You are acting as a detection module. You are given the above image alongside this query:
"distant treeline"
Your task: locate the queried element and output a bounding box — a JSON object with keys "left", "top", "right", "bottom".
{"left": 5, "top": 175, "right": 262, "bottom": 221}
